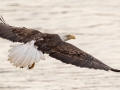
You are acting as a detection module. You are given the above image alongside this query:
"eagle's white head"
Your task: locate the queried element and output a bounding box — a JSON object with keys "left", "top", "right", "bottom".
{"left": 58, "top": 34, "right": 76, "bottom": 41}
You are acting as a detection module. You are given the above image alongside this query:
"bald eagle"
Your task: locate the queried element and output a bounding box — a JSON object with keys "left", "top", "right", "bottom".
{"left": 0, "top": 17, "right": 120, "bottom": 72}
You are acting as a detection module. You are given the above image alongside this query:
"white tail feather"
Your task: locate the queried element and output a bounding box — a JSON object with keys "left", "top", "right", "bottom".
{"left": 19, "top": 51, "right": 30, "bottom": 67}
{"left": 9, "top": 44, "right": 24, "bottom": 52}
{"left": 35, "top": 50, "right": 41, "bottom": 63}
{"left": 8, "top": 45, "right": 27, "bottom": 64}
{"left": 22, "top": 47, "right": 34, "bottom": 68}
{"left": 14, "top": 47, "right": 28, "bottom": 67}
{"left": 10, "top": 44, "right": 23, "bottom": 47}
{"left": 29, "top": 48, "right": 36, "bottom": 66}
{"left": 40, "top": 51, "right": 45, "bottom": 60}
{"left": 8, "top": 44, "right": 27, "bottom": 57}
{"left": 8, "top": 40, "right": 45, "bottom": 68}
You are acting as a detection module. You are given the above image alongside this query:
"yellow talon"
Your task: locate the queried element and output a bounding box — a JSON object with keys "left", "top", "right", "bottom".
{"left": 28, "top": 63, "right": 35, "bottom": 69}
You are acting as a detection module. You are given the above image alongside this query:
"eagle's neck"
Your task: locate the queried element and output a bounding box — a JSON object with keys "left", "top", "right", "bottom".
{"left": 58, "top": 34, "right": 68, "bottom": 41}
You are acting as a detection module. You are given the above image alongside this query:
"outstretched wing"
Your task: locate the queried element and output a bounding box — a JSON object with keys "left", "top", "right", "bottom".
{"left": 49, "top": 42, "right": 120, "bottom": 72}
{"left": 0, "top": 19, "right": 43, "bottom": 43}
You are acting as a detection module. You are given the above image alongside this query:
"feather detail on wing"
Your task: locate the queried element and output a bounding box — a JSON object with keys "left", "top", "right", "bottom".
{"left": 0, "top": 21, "right": 43, "bottom": 43}
{"left": 49, "top": 42, "right": 117, "bottom": 72}
{"left": 8, "top": 40, "right": 45, "bottom": 68}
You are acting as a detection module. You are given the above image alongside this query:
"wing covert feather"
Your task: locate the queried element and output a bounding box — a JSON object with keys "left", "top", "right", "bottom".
{"left": 0, "top": 22, "right": 43, "bottom": 43}
{"left": 49, "top": 42, "right": 112, "bottom": 71}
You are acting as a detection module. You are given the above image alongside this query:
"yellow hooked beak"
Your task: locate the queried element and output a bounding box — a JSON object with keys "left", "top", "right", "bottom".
{"left": 68, "top": 34, "right": 76, "bottom": 39}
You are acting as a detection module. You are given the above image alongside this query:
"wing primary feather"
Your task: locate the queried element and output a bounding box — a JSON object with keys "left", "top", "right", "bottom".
{"left": 49, "top": 42, "right": 120, "bottom": 72}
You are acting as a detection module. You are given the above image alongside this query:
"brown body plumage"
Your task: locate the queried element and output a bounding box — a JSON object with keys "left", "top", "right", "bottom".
{"left": 0, "top": 17, "right": 120, "bottom": 72}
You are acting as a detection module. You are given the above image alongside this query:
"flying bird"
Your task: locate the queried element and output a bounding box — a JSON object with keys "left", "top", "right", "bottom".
{"left": 0, "top": 17, "right": 120, "bottom": 72}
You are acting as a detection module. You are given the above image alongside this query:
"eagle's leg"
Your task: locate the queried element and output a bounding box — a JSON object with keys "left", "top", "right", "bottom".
{"left": 28, "top": 63, "right": 35, "bottom": 69}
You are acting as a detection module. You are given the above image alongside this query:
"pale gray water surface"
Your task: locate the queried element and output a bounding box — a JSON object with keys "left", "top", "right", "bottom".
{"left": 0, "top": 0, "right": 120, "bottom": 90}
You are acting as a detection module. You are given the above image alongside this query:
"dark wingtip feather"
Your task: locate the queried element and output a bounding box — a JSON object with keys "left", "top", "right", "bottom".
{"left": 0, "top": 16, "right": 7, "bottom": 24}
{"left": 111, "top": 68, "right": 120, "bottom": 72}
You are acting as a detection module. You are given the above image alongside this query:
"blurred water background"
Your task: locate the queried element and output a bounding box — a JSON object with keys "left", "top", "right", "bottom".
{"left": 0, "top": 0, "right": 120, "bottom": 90}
